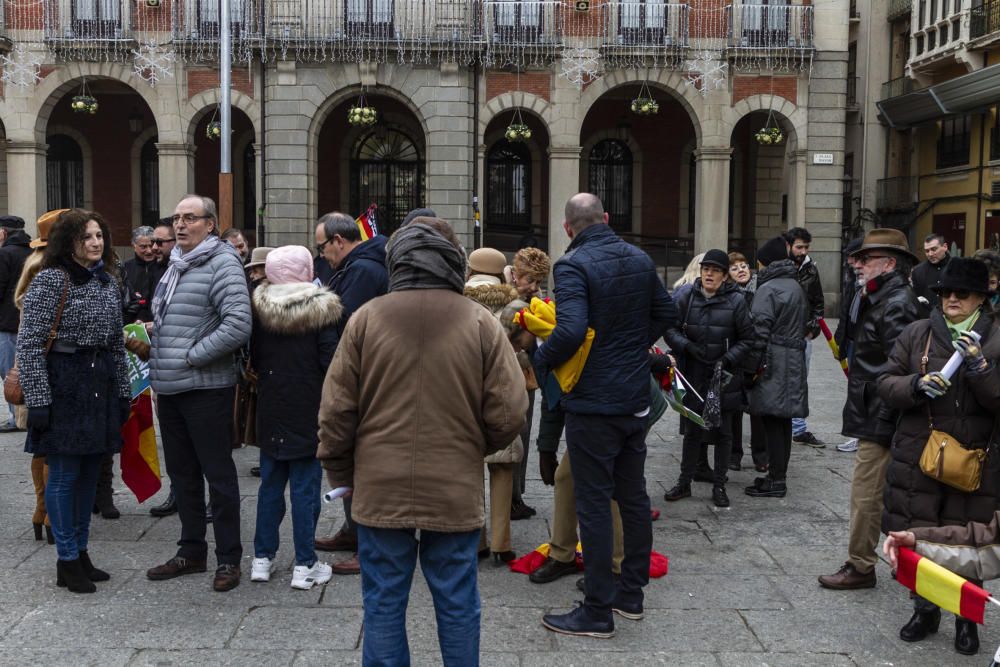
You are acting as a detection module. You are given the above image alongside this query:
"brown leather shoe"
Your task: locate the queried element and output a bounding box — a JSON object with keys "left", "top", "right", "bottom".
{"left": 818, "top": 562, "right": 876, "bottom": 590}
{"left": 146, "top": 556, "right": 207, "bottom": 581}
{"left": 213, "top": 564, "right": 241, "bottom": 592}
{"left": 315, "top": 528, "right": 358, "bottom": 553}
{"left": 331, "top": 553, "right": 361, "bottom": 575}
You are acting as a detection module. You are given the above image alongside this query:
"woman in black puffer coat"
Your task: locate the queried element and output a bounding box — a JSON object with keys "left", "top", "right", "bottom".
{"left": 877, "top": 258, "right": 1000, "bottom": 656}
{"left": 663, "top": 250, "right": 754, "bottom": 508}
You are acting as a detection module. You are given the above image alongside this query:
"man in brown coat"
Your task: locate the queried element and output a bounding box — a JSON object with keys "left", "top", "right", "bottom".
{"left": 317, "top": 218, "right": 527, "bottom": 666}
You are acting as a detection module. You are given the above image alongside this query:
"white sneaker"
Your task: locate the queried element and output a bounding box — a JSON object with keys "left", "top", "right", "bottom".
{"left": 250, "top": 557, "right": 274, "bottom": 582}
{"left": 837, "top": 438, "right": 859, "bottom": 453}
{"left": 291, "top": 561, "right": 333, "bottom": 590}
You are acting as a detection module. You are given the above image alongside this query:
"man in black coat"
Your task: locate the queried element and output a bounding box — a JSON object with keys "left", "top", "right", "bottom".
{"left": 0, "top": 215, "right": 31, "bottom": 431}
{"left": 818, "top": 229, "right": 921, "bottom": 591}
{"left": 311, "top": 211, "right": 388, "bottom": 572}
{"left": 663, "top": 249, "right": 754, "bottom": 508}
{"left": 911, "top": 233, "right": 951, "bottom": 307}
{"left": 122, "top": 226, "right": 165, "bottom": 323}
{"left": 535, "top": 193, "right": 677, "bottom": 638}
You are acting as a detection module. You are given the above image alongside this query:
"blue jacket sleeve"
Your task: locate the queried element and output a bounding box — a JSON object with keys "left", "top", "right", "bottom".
{"left": 534, "top": 260, "right": 589, "bottom": 371}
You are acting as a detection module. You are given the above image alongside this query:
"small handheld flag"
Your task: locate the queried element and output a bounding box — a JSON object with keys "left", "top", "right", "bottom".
{"left": 895, "top": 547, "right": 995, "bottom": 624}
{"left": 818, "top": 318, "right": 848, "bottom": 377}
{"left": 355, "top": 203, "right": 378, "bottom": 241}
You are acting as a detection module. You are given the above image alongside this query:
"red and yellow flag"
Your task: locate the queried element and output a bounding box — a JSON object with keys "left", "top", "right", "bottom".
{"left": 355, "top": 203, "right": 379, "bottom": 242}
{"left": 119, "top": 389, "right": 162, "bottom": 503}
{"left": 896, "top": 547, "right": 991, "bottom": 624}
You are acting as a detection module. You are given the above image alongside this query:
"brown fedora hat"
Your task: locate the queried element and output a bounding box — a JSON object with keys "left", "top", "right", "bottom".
{"left": 30, "top": 209, "right": 70, "bottom": 249}
{"left": 849, "top": 228, "right": 917, "bottom": 261}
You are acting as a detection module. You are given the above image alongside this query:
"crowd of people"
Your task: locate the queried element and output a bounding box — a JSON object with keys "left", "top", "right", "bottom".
{"left": 2, "top": 195, "right": 1000, "bottom": 663}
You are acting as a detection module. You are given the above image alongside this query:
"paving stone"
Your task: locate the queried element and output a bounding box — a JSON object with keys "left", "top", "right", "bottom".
{"left": 523, "top": 651, "right": 719, "bottom": 666}
{"left": 229, "top": 606, "right": 362, "bottom": 650}
{"left": 551, "top": 610, "right": 761, "bottom": 652}
{"left": 130, "top": 649, "right": 294, "bottom": 666}
{"left": 0, "top": 648, "right": 134, "bottom": 666}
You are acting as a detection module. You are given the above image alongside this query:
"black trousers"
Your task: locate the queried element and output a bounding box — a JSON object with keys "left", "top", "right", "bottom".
{"left": 761, "top": 416, "right": 792, "bottom": 481}
{"left": 565, "top": 412, "right": 651, "bottom": 620}
{"left": 158, "top": 387, "right": 243, "bottom": 566}
{"left": 732, "top": 413, "right": 769, "bottom": 467}
{"left": 680, "top": 410, "right": 732, "bottom": 485}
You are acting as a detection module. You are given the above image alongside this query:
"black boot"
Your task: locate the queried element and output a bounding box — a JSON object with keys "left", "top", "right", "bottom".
{"left": 56, "top": 559, "right": 97, "bottom": 593}
{"left": 899, "top": 608, "right": 941, "bottom": 642}
{"left": 93, "top": 455, "right": 120, "bottom": 519}
{"left": 954, "top": 617, "right": 979, "bottom": 655}
{"left": 78, "top": 550, "right": 110, "bottom": 582}
{"left": 149, "top": 491, "right": 177, "bottom": 517}
{"left": 712, "top": 485, "right": 730, "bottom": 508}
{"left": 663, "top": 481, "right": 691, "bottom": 502}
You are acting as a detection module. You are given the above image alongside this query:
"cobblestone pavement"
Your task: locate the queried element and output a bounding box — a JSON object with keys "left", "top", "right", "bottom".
{"left": 0, "top": 325, "right": 995, "bottom": 666}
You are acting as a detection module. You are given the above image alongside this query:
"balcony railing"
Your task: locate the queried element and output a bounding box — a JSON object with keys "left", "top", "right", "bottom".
{"left": 726, "top": 4, "right": 813, "bottom": 50}
{"left": 601, "top": 2, "right": 690, "bottom": 49}
{"left": 877, "top": 176, "right": 918, "bottom": 210}
{"left": 971, "top": 0, "right": 1000, "bottom": 40}
{"left": 887, "top": 0, "right": 911, "bottom": 21}
{"left": 881, "top": 76, "right": 914, "bottom": 100}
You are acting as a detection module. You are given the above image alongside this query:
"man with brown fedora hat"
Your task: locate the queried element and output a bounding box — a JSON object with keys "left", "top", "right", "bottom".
{"left": 819, "top": 229, "right": 922, "bottom": 591}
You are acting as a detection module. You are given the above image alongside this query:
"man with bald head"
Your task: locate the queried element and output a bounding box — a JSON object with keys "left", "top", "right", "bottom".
{"left": 535, "top": 193, "right": 677, "bottom": 638}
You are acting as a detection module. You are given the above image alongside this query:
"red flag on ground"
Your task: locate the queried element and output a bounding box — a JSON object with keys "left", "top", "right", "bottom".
{"left": 355, "top": 203, "right": 378, "bottom": 241}
{"left": 119, "top": 389, "right": 162, "bottom": 503}
{"left": 895, "top": 546, "right": 991, "bottom": 624}
{"left": 509, "top": 542, "right": 668, "bottom": 579}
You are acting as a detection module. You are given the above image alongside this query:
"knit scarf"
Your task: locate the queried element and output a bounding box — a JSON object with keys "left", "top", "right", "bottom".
{"left": 386, "top": 223, "right": 465, "bottom": 294}
{"left": 152, "top": 235, "right": 221, "bottom": 329}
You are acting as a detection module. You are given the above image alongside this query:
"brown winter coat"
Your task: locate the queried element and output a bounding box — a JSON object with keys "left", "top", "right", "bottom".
{"left": 877, "top": 309, "right": 1000, "bottom": 534}
{"left": 316, "top": 289, "right": 528, "bottom": 532}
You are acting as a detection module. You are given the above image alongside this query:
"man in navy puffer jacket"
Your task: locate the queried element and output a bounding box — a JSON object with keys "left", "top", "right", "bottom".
{"left": 536, "top": 193, "right": 677, "bottom": 638}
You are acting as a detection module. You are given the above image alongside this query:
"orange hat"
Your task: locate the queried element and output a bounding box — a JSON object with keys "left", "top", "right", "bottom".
{"left": 31, "top": 209, "right": 69, "bottom": 249}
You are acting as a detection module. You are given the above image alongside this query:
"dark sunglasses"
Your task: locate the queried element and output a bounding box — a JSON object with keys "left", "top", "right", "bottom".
{"left": 153, "top": 238, "right": 176, "bottom": 246}
{"left": 940, "top": 289, "right": 972, "bottom": 300}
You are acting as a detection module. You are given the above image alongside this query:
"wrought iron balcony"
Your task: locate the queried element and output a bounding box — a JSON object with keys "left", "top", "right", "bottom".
{"left": 971, "top": 0, "right": 1000, "bottom": 40}
{"left": 599, "top": 2, "right": 690, "bottom": 50}
{"left": 44, "top": 0, "right": 153, "bottom": 44}
{"left": 887, "top": 0, "right": 911, "bottom": 21}
{"left": 881, "top": 76, "right": 914, "bottom": 100}
{"left": 726, "top": 3, "right": 813, "bottom": 50}
{"left": 877, "top": 176, "right": 918, "bottom": 211}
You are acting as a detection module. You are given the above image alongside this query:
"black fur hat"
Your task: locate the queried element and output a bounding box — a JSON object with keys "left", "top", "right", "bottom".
{"left": 756, "top": 236, "right": 789, "bottom": 267}
{"left": 931, "top": 257, "right": 990, "bottom": 295}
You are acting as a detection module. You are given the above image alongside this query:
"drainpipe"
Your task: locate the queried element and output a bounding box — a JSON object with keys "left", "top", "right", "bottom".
{"left": 258, "top": 57, "right": 267, "bottom": 246}
{"left": 472, "top": 61, "right": 480, "bottom": 250}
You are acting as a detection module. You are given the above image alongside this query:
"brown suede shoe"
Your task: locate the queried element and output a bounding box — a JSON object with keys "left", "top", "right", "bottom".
{"left": 818, "top": 562, "right": 876, "bottom": 590}
{"left": 331, "top": 553, "right": 361, "bottom": 575}
{"left": 146, "top": 556, "right": 207, "bottom": 581}
{"left": 315, "top": 528, "right": 358, "bottom": 553}
{"left": 213, "top": 564, "right": 241, "bottom": 592}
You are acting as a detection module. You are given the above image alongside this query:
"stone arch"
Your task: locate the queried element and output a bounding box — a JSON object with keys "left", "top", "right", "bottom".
{"left": 28, "top": 62, "right": 176, "bottom": 143}
{"left": 724, "top": 95, "right": 807, "bottom": 151}
{"left": 184, "top": 89, "right": 261, "bottom": 146}
{"left": 129, "top": 126, "right": 160, "bottom": 237}
{"left": 479, "top": 92, "right": 554, "bottom": 142}
{"left": 45, "top": 124, "right": 95, "bottom": 210}
{"left": 579, "top": 129, "right": 645, "bottom": 235}
{"left": 575, "top": 69, "right": 706, "bottom": 145}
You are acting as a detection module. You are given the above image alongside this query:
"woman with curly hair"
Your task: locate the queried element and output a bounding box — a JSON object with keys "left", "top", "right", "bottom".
{"left": 16, "top": 209, "right": 130, "bottom": 594}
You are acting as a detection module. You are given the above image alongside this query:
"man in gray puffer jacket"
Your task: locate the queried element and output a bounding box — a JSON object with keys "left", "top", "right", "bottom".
{"left": 145, "top": 194, "right": 252, "bottom": 593}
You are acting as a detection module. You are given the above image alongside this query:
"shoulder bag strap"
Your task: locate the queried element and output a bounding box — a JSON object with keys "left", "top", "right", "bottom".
{"left": 43, "top": 270, "right": 70, "bottom": 356}
{"left": 920, "top": 328, "right": 934, "bottom": 430}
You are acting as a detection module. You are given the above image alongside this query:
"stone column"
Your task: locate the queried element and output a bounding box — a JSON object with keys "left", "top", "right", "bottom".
{"left": 787, "top": 149, "right": 808, "bottom": 228}
{"left": 547, "top": 145, "right": 581, "bottom": 260}
{"left": 693, "top": 146, "right": 733, "bottom": 253}
{"left": 155, "top": 142, "right": 196, "bottom": 216}
{"left": 6, "top": 142, "right": 47, "bottom": 235}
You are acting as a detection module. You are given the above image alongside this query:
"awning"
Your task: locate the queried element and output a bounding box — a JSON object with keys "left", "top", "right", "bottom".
{"left": 877, "top": 62, "right": 1000, "bottom": 129}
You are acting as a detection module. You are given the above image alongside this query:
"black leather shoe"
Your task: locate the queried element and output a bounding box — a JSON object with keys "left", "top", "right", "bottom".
{"left": 542, "top": 603, "right": 615, "bottom": 638}
{"left": 529, "top": 557, "right": 578, "bottom": 584}
{"left": 745, "top": 478, "right": 787, "bottom": 498}
{"left": 727, "top": 461, "right": 741, "bottom": 472}
{"left": 510, "top": 503, "right": 533, "bottom": 521}
{"left": 899, "top": 608, "right": 941, "bottom": 642}
{"left": 149, "top": 492, "right": 177, "bottom": 517}
{"left": 712, "top": 485, "right": 730, "bottom": 508}
{"left": 955, "top": 617, "right": 979, "bottom": 655}
{"left": 663, "top": 483, "right": 691, "bottom": 502}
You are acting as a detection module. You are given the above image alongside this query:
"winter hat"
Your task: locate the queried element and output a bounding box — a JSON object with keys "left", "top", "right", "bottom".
{"left": 849, "top": 228, "right": 916, "bottom": 261}
{"left": 401, "top": 208, "right": 437, "bottom": 227}
{"left": 700, "top": 249, "right": 730, "bottom": 270}
{"left": 843, "top": 237, "right": 863, "bottom": 256}
{"left": 31, "top": 209, "right": 69, "bottom": 249}
{"left": 756, "top": 236, "right": 789, "bottom": 267}
{"left": 265, "top": 245, "right": 314, "bottom": 285}
{"left": 246, "top": 246, "right": 275, "bottom": 269}
{"left": 469, "top": 247, "right": 507, "bottom": 277}
{"left": 0, "top": 215, "right": 25, "bottom": 229}
{"left": 931, "top": 257, "right": 990, "bottom": 295}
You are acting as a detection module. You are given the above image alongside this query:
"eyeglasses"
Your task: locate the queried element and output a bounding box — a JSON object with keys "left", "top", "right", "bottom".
{"left": 316, "top": 237, "right": 333, "bottom": 253}
{"left": 171, "top": 213, "right": 211, "bottom": 225}
{"left": 940, "top": 289, "right": 972, "bottom": 300}
{"left": 858, "top": 254, "right": 890, "bottom": 264}
{"left": 153, "top": 238, "right": 176, "bottom": 246}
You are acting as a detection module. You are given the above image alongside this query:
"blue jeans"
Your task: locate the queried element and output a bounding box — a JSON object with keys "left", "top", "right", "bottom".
{"left": 358, "top": 525, "right": 481, "bottom": 667}
{"left": 792, "top": 337, "right": 813, "bottom": 436}
{"left": 253, "top": 451, "right": 321, "bottom": 567}
{"left": 0, "top": 331, "right": 16, "bottom": 426}
{"left": 46, "top": 453, "right": 103, "bottom": 561}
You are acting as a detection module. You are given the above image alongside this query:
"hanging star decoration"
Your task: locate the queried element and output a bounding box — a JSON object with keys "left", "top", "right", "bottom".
{"left": 559, "top": 48, "right": 603, "bottom": 89}
{"left": 0, "top": 45, "right": 43, "bottom": 89}
{"left": 132, "top": 43, "right": 175, "bottom": 87}
{"left": 685, "top": 51, "right": 728, "bottom": 95}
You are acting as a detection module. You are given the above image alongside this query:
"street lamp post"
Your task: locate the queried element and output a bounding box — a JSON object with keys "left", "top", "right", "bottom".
{"left": 218, "top": 0, "right": 233, "bottom": 233}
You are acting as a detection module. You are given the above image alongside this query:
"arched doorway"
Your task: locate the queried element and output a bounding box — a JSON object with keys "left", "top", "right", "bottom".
{"left": 588, "top": 138, "right": 633, "bottom": 234}
{"left": 46, "top": 134, "right": 85, "bottom": 210}
{"left": 349, "top": 128, "right": 423, "bottom": 234}
{"left": 140, "top": 137, "right": 159, "bottom": 228}
{"left": 192, "top": 107, "right": 256, "bottom": 241}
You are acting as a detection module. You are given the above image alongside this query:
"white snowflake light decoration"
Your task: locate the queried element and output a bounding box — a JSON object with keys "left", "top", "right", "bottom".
{"left": 0, "top": 45, "right": 43, "bottom": 89}
{"left": 560, "top": 48, "right": 603, "bottom": 89}
{"left": 132, "top": 43, "right": 175, "bottom": 87}
{"left": 685, "top": 51, "right": 728, "bottom": 95}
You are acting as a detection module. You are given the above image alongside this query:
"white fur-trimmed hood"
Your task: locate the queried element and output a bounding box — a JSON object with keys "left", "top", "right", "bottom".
{"left": 253, "top": 281, "right": 344, "bottom": 335}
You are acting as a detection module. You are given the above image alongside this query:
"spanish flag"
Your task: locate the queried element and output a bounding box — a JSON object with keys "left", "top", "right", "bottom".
{"left": 355, "top": 203, "right": 378, "bottom": 241}
{"left": 896, "top": 547, "right": 991, "bottom": 624}
{"left": 515, "top": 297, "right": 595, "bottom": 393}
{"left": 119, "top": 389, "right": 162, "bottom": 503}
{"left": 508, "top": 542, "right": 669, "bottom": 579}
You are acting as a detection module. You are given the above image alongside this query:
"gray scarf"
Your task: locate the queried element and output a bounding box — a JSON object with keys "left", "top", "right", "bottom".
{"left": 386, "top": 223, "right": 466, "bottom": 293}
{"left": 151, "top": 235, "right": 222, "bottom": 329}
